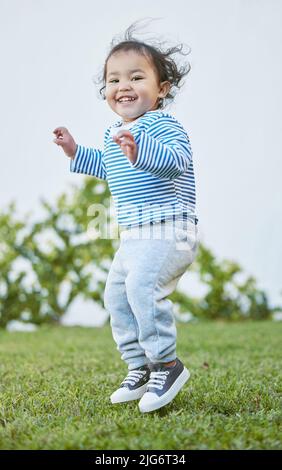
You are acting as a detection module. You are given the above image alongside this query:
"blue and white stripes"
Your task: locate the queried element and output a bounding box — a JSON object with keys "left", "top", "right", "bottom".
{"left": 69, "top": 147, "right": 107, "bottom": 180}
{"left": 70, "top": 110, "right": 198, "bottom": 227}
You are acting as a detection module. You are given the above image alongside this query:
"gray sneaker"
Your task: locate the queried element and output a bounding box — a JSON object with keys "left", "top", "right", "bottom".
{"left": 110, "top": 364, "right": 151, "bottom": 404}
{"left": 138, "top": 358, "right": 190, "bottom": 413}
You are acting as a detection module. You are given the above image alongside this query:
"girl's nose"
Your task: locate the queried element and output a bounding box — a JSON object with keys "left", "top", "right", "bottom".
{"left": 118, "top": 81, "right": 132, "bottom": 91}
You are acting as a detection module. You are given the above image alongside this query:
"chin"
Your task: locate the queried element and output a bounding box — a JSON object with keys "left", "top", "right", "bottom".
{"left": 120, "top": 113, "right": 142, "bottom": 122}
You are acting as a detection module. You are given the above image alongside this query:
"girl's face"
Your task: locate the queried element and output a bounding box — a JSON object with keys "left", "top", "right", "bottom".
{"left": 105, "top": 50, "right": 170, "bottom": 122}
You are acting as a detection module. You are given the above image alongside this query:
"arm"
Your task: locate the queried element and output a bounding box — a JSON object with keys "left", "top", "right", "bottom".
{"left": 70, "top": 144, "right": 107, "bottom": 180}
{"left": 113, "top": 117, "right": 192, "bottom": 180}
{"left": 133, "top": 117, "right": 192, "bottom": 179}
{"left": 53, "top": 126, "right": 107, "bottom": 180}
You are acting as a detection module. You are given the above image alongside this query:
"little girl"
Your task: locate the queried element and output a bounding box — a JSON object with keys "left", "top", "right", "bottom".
{"left": 53, "top": 23, "right": 199, "bottom": 413}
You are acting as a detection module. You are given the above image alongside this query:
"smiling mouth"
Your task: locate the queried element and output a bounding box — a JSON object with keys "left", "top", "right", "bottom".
{"left": 116, "top": 97, "right": 137, "bottom": 104}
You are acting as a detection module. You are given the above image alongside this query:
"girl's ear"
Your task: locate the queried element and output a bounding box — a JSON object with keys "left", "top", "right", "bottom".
{"left": 159, "top": 81, "right": 171, "bottom": 98}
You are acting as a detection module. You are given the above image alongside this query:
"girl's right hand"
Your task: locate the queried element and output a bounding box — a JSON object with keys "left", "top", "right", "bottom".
{"left": 53, "top": 127, "right": 77, "bottom": 159}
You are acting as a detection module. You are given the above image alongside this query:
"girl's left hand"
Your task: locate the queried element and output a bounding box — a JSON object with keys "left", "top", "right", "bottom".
{"left": 113, "top": 130, "right": 138, "bottom": 163}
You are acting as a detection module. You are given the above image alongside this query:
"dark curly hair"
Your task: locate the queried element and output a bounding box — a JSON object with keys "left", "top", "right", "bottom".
{"left": 95, "top": 18, "right": 191, "bottom": 109}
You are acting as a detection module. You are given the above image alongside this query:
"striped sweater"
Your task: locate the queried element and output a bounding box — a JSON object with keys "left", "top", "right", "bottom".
{"left": 70, "top": 110, "right": 198, "bottom": 227}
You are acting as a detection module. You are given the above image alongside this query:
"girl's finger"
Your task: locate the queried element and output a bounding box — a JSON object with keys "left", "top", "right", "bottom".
{"left": 115, "top": 130, "right": 134, "bottom": 140}
{"left": 53, "top": 138, "right": 64, "bottom": 145}
{"left": 115, "top": 134, "right": 134, "bottom": 145}
{"left": 53, "top": 127, "right": 67, "bottom": 134}
{"left": 120, "top": 140, "right": 134, "bottom": 149}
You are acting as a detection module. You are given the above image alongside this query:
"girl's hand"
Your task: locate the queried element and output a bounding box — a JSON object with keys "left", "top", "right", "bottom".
{"left": 53, "top": 127, "right": 77, "bottom": 159}
{"left": 113, "top": 130, "right": 138, "bottom": 163}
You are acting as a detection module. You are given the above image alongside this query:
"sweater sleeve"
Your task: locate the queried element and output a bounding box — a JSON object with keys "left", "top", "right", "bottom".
{"left": 70, "top": 145, "right": 107, "bottom": 180}
{"left": 130, "top": 116, "right": 192, "bottom": 180}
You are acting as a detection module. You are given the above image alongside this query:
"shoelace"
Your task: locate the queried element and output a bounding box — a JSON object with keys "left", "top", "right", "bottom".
{"left": 146, "top": 371, "right": 170, "bottom": 390}
{"left": 122, "top": 370, "right": 147, "bottom": 387}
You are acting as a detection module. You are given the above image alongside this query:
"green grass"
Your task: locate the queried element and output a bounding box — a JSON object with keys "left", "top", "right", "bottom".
{"left": 0, "top": 321, "right": 281, "bottom": 450}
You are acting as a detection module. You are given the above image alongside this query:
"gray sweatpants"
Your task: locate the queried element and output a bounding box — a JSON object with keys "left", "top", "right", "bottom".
{"left": 104, "top": 219, "right": 199, "bottom": 370}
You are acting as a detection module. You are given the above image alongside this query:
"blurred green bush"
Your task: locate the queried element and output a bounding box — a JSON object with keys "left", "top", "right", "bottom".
{"left": 0, "top": 178, "right": 279, "bottom": 328}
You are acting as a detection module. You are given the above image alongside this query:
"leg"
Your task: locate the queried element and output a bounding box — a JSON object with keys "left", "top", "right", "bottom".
{"left": 104, "top": 246, "right": 149, "bottom": 370}
{"left": 124, "top": 229, "right": 198, "bottom": 365}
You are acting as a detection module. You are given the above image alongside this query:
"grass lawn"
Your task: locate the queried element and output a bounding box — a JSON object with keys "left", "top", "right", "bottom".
{"left": 0, "top": 320, "right": 281, "bottom": 450}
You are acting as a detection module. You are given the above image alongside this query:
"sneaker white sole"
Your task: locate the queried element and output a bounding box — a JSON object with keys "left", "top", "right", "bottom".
{"left": 110, "top": 383, "right": 148, "bottom": 404}
{"left": 138, "top": 367, "right": 190, "bottom": 413}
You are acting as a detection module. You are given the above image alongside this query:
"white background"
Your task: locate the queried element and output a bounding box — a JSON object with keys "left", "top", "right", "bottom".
{"left": 1, "top": 0, "right": 281, "bottom": 312}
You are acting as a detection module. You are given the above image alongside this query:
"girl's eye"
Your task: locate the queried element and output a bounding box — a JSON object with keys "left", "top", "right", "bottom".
{"left": 107, "top": 76, "right": 143, "bottom": 83}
